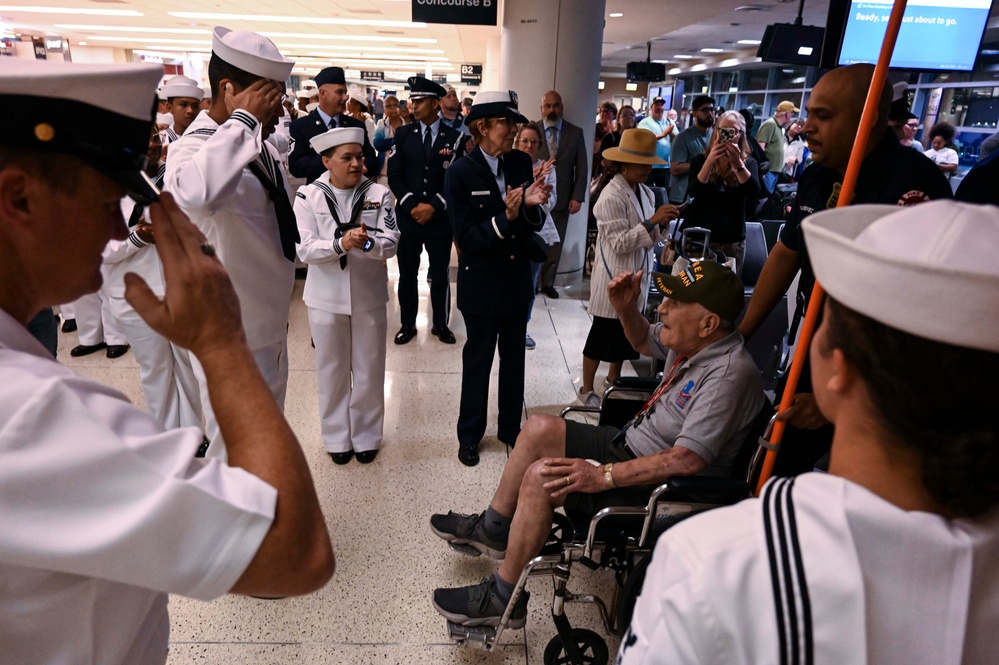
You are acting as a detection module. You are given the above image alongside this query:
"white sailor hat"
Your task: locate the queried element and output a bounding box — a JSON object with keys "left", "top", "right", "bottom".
{"left": 310, "top": 127, "right": 365, "bottom": 154}
{"left": 408, "top": 75, "right": 446, "bottom": 100}
{"left": 161, "top": 75, "right": 204, "bottom": 101}
{"left": 306, "top": 101, "right": 320, "bottom": 113}
{"left": 466, "top": 90, "right": 528, "bottom": 124}
{"left": 156, "top": 88, "right": 168, "bottom": 101}
{"left": 803, "top": 200, "right": 999, "bottom": 352}
{"left": 202, "top": 87, "right": 212, "bottom": 100}
{"left": 348, "top": 85, "right": 368, "bottom": 110}
{"left": 211, "top": 26, "right": 294, "bottom": 82}
{"left": 296, "top": 89, "right": 318, "bottom": 99}
{"left": 0, "top": 60, "right": 162, "bottom": 204}
{"left": 155, "top": 112, "right": 174, "bottom": 126}
{"left": 301, "top": 79, "right": 318, "bottom": 90}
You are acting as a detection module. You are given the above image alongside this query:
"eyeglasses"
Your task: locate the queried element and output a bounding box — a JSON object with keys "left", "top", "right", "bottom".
{"left": 518, "top": 139, "right": 542, "bottom": 145}
{"left": 695, "top": 107, "right": 716, "bottom": 114}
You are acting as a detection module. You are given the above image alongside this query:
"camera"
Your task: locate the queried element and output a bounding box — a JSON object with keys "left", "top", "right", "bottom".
{"left": 718, "top": 126, "right": 738, "bottom": 144}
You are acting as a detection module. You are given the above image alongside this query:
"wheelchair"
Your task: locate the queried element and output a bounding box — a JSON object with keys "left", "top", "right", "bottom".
{"left": 444, "top": 377, "right": 776, "bottom": 665}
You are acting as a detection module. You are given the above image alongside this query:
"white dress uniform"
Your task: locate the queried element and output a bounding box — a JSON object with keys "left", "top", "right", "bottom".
{"left": 69, "top": 284, "right": 127, "bottom": 348}
{"left": 617, "top": 472, "right": 999, "bottom": 665}
{"left": 166, "top": 108, "right": 296, "bottom": 458}
{"left": 295, "top": 174, "right": 400, "bottom": 454}
{"left": 0, "top": 309, "right": 276, "bottom": 665}
{"left": 102, "top": 179, "right": 203, "bottom": 430}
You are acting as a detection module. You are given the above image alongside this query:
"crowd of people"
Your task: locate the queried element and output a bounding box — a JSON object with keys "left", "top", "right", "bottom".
{"left": 2, "top": 22, "right": 998, "bottom": 665}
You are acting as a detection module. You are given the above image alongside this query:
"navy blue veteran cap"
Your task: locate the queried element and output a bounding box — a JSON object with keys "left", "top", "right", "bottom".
{"left": 1, "top": 60, "right": 163, "bottom": 204}
{"left": 315, "top": 66, "right": 346, "bottom": 88}
{"left": 466, "top": 90, "right": 528, "bottom": 124}
{"left": 651, "top": 261, "right": 745, "bottom": 322}
{"left": 407, "top": 75, "right": 446, "bottom": 100}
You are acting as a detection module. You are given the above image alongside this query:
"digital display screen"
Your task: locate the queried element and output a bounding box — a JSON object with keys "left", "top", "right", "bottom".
{"left": 838, "top": 0, "right": 993, "bottom": 71}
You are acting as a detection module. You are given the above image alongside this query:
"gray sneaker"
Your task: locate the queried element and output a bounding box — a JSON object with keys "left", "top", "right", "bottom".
{"left": 430, "top": 511, "right": 507, "bottom": 559}
{"left": 432, "top": 577, "right": 530, "bottom": 628}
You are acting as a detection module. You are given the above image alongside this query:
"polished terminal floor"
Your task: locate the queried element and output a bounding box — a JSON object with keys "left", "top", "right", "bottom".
{"left": 58, "top": 255, "right": 628, "bottom": 664}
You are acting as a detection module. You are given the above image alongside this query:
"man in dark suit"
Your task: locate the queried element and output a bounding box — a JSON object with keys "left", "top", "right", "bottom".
{"left": 445, "top": 91, "right": 552, "bottom": 466}
{"left": 288, "top": 66, "right": 377, "bottom": 182}
{"left": 532, "top": 90, "right": 588, "bottom": 299}
{"left": 388, "top": 76, "right": 466, "bottom": 345}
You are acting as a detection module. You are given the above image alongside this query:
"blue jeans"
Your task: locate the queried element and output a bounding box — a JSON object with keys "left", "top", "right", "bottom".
{"left": 527, "top": 261, "right": 542, "bottom": 323}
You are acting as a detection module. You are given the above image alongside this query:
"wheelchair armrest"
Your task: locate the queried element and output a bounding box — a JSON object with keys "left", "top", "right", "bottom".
{"left": 611, "top": 377, "right": 661, "bottom": 392}
{"left": 560, "top": 405, "right": 601, "bottom": 419}
{"left": 663, "top": 477, "right": 750, "bottom": 505}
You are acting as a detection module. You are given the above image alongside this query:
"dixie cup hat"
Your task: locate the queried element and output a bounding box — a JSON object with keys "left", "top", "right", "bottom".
{"left": 310, "top": 127, "right": 365, "bottom": 155}
{"left": 0, "top": 60, "right": 163, "bottom": 204}
{"left": 602, "top": 128, "right": 667, "bottom": 166}
{"left": 161, "top": 75, "right": 204, "bottom": 101}
{"left": 650, "top": 261, "right": 745, "bottom": 322}
{"left": 465, "top": 90, "right": 528, "bottom": 124}
{"left": 803, "top": 200, "right": 999, "bottom": 353}
{"left": 211, "top": 26, "right": 294, "bottom": 82}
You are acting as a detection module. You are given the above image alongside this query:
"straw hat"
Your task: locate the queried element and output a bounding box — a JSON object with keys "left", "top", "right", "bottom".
{"left": 602, "top": 128, "right": 666, "bottom": 165}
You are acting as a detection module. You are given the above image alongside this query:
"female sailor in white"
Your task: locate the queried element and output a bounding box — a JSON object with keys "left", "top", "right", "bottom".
{"left": 294, "top": 127, "right": 400, "bottom": 465}
{"left": 103, "top": 146, "right": 203, "bottom": 431}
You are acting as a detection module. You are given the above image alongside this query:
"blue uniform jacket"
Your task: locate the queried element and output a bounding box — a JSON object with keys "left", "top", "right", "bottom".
{"left": 387, "top": 121, "right": 466, "bottom": 237}
{"left": 445, "top": 146, "right": 544, "bottom": 316}
{"left": 288, "top": 110, "right": 378, "bottom": 183}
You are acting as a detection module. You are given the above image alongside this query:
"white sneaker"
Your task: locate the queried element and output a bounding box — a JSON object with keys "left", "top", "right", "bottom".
{"left": 577, "top": 390, "right": 600, "bottom": 408}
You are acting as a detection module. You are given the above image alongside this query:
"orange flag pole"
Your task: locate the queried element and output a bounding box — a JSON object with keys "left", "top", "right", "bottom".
{"left": 755, "top": 0, "right": 910, "bottom": 495}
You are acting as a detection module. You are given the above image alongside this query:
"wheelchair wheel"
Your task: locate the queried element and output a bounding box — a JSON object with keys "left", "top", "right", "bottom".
{"left": 543, "top": 628, "right": 609, "bottom": 665}
{"left": 541, "top": 513, "right": 575, "bottom": 555}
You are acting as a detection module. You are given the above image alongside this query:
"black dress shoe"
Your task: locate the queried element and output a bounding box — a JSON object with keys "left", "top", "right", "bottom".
{"left": 544, "top": 286, "right": 559, "bottom": 299}
{"left": 394, "top": 326, "right": 417, "bottom": 345}
{"left": 498, "top": 430, "right": 520, "bottom": 447}
{"left": 458, "top": 445, "right": 480, "bottom": 467}
{"left": 70, "top": 342, "right": 106, "bottom": 357}
{"left": 431, "top": 325, "right": 457, "bottom": 344}
{"left": 355, "top": 450, "right": 378, "bottom": 464}
{"left": 61, "top": 318, "right": 77, "bottom": 333}
{"left": 329, "top": 451, "right": 354, "bottom": 465}
{"left": 106, "top": 344, "right": 130, "bottom": 359}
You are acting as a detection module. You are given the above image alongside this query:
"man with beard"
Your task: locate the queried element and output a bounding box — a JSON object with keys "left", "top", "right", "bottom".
{"left": 166, "top": 26, "right": 300, "bottom": 459}
{"left": 438, "top": 84, "right": 469, "bottom": 135}
{"left": 532, "top": 90, "right": 587, "bottom": 299}
{"left": 668, "top": 95, "right": 715, "bottom": 205}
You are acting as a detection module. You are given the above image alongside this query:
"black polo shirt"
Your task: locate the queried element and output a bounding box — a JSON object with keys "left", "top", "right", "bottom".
{"left": 780, "top": 128, "right": 952, "bottom": 299}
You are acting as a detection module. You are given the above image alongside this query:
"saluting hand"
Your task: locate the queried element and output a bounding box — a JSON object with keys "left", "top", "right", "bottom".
{"left": 607, "top": 270, "right": 644, "bottom": 312}
{"left": 224, "top": 79, "right": 284, "bottom": 125}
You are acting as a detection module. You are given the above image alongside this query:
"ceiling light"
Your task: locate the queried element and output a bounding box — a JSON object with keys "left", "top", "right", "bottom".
{"left": 598, "top": 81, "right": 605, "bottom": 90}
{"left": 0, "top": 5, "right": 142, "bottom": 16}
{"left": 609, "top": 12, "right": 623, "bottom": 17}
{"left": 700, "top": 48, "right": 725, "bottom": 53}
{"left": 54, "top": 24, "right": 438, "bottom": 43}
{"left": 169, "top": 12, "right": 426, "bottom": 29}
{"left": 691, "top": 64, "right": 708, "bottom": 72}
{"left": 738, "top": 39, "right": 762, "bottom": 45}
{"left": 674, "top": 55, "right": 693, "bottom": 59}
{"left": 652, "top": 60, "right": 671, "bottom": 64}
{"left": 77, "top": 41, "right": 85, "bottom": 45}
{"left": 57, "top": 24, "right": 208, "bottom": 34}
{"left": 87, "top": 36, "right": 210, "bottom": 45}
{"left": 625, "top": 83, "right": 638, "bottom": 91}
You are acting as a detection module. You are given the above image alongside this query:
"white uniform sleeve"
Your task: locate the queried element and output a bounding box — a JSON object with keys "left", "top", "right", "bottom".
{"left": 294, "top": 189, "right": 342, "bottom": 264}
{"left": 0, "top": 373, "right": 276, "bottom": 601}
{"left": 165, "top": 110, "right": 264, "bottom": 217}
{"left": 363, "top": 187, "right": 400, "bottom": 261}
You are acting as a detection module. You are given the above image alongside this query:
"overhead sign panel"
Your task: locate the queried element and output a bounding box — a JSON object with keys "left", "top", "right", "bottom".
{"left": 412, "top": 0, "right": 497, "bottom": 26}
{"left": 460, "top": 63, "right": 482, "bottom": 85}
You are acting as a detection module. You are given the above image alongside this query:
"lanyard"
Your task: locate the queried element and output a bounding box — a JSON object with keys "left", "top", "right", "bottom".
{"left": 621, "top": 354, "right": 687, "bottom": 433}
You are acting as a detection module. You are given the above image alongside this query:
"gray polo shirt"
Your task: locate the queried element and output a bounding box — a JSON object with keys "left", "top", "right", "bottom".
{"left": 624, "top": 328, "right": 765, "bottom": 475}
{"left": 667, "top": 126, "right": 712, "bottom": 204}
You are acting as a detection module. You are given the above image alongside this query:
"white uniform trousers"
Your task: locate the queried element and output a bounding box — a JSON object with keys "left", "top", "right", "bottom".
{"left": 307, "top": 306, "right": 387, "bottom": 454}
{"left": 73, "top": 291, "right": 126, "bottom": 346}
{"left": 192, "top": 338, "right": 289, "bottom": 460}
{"left": 108, "top": 296, "right": 203, "bottom": 430}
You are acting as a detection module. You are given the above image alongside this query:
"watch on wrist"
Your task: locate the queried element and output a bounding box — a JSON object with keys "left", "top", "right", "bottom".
{"left": 604, "top": 463, "right": 617, "bottom": 489}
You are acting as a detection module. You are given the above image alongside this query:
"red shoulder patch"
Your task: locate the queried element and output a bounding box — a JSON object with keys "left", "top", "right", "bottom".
{"left": 897, "top": 190, "right": 931, "bottom": 206}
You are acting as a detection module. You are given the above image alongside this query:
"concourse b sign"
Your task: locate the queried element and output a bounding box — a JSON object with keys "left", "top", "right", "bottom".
{"left": 412, "top": 0, "right": 497, "bottom": 25}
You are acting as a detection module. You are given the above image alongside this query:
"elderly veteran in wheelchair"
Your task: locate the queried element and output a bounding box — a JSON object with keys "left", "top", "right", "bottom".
{"left": 430, "top": 260, "right": 766, "bottom": 628}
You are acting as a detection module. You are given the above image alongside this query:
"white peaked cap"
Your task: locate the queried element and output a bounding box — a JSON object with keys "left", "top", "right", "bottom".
{"left": 161, "top": 75, "right": 204, "bottom": 101}
{"left": 310, "top": 127, "right": 365, "bottom": 154}
{"left": 803, "top": 200, "right": 999, "bottom": 352}
{"left": 212, "top": 26, "right": 294, "bottom": 82}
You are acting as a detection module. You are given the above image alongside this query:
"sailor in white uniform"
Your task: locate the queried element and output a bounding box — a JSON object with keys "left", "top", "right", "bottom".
{"left": 103, "top": 131, "right": 203, "bottom": 430}
{"left": 160, "top": 75, "right": 203, "bottom": 146}
{"left": 294, "top": 127, "right": 400, "bottom": 465}
{"left": 166, "top": 26, "right": 298, "bottom": 459}
{"left": 618, "top": 201, "right": 999, "bottom": 665}
{"left": 0, "top": 58, "right": 333, "bottom": 665}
